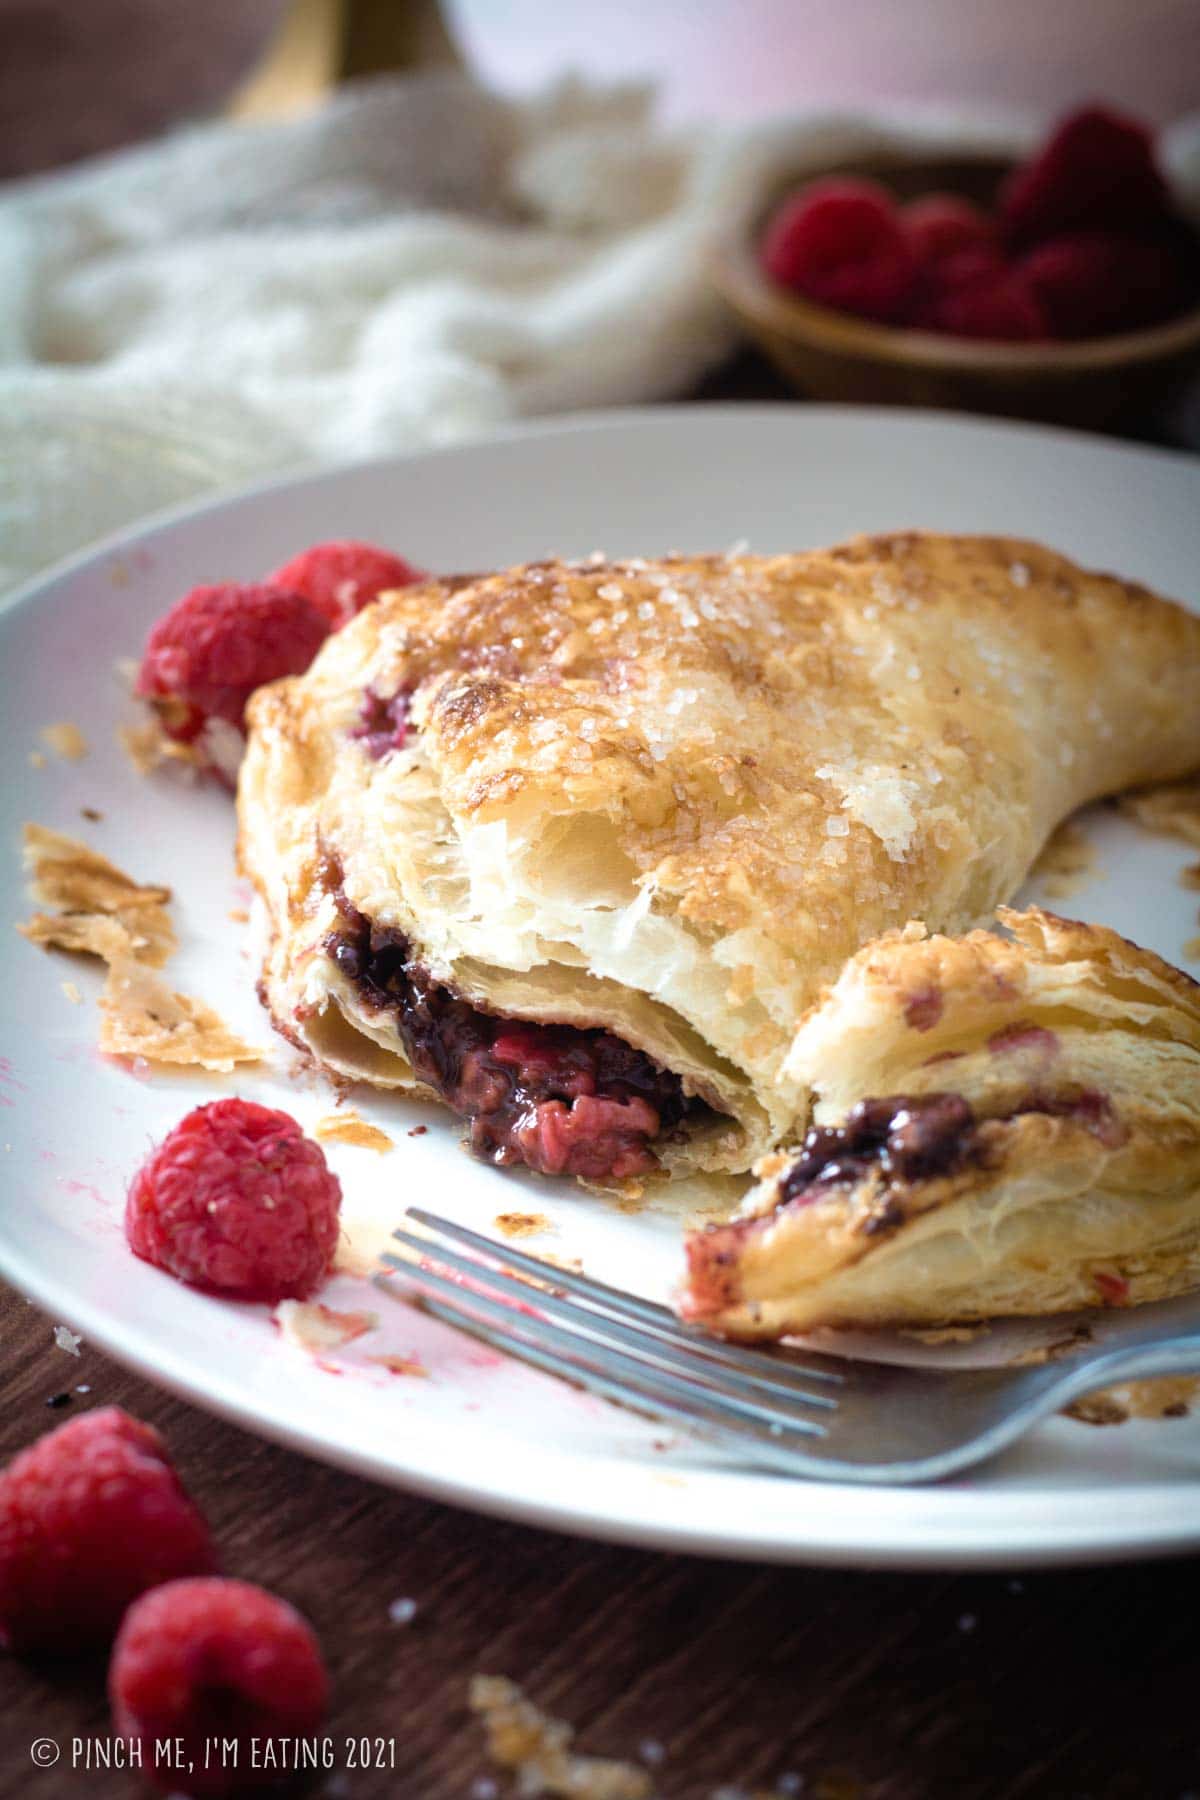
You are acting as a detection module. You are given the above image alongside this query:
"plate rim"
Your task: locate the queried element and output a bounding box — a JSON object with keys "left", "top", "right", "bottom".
{"left": 4, "top": 402, "right": 1200, "bottom": 1570}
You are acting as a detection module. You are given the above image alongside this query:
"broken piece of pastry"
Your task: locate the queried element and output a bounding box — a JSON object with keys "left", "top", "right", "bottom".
{"left": 682, "top": 909, "right": 1200, "bottom": 1339}
{"left": 238, "top": 533, "right": 1200, "bottom": 1187}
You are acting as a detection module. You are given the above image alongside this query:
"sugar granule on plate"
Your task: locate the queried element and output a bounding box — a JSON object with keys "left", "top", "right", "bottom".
{"left": 53, "top": 1325, "right": 82, "bottom": 1356}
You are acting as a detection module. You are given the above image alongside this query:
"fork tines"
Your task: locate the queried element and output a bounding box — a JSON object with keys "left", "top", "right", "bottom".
{"left": 375, "top": 1207, "right": 844, "bottom": 1472}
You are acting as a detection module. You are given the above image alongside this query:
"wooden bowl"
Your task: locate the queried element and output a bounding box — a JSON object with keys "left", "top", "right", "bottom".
{"left": 712, "top": 153, "right": 1200, "bottom": 430}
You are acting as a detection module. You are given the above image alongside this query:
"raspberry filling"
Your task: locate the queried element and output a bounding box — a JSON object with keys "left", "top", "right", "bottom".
{"left": 352, "top": 687, "right": 411, "bottom": 759}
{"left": 325, "top": 897, "right": 708, "bottom": 1180}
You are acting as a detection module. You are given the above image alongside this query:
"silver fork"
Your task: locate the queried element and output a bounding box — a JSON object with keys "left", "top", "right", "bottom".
{"left": 376, "top": 1208, "right": 1200, "bottom": 1484}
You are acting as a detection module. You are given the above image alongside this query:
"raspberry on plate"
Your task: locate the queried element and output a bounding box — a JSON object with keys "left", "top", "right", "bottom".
{"left": 760, "top": 177, "right": 916, "bottom": 322}
{"left": 0, "top": 1407, "right": 214, "bottom": 1654}
{"left": 267, "top": 540, "right": 427, "bottom": 629}
{"left": 136, "top": 582, "right": 330, "bottom": 744}
{"left": 1021, "top": 230, "right": 1185, "bottom": 338}
{"left": 1000, "top": 104, "right": 1168, "bottom": 246}
{"left": 110, "top": 1577, "right": 328, "bottom": 1796}
{"left": 903, "top": 194, "right": 997, "bottom": 268}
{"left": 126, "top": 1099, "right": 342, "bottom": 1302}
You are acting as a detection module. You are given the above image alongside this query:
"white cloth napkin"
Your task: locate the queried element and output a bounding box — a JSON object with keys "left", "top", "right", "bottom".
{"left": 3, "top": 74, "right": 1197, "bottom": 593}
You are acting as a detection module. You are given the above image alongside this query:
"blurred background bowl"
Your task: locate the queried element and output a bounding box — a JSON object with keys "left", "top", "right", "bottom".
{"left": 712, "top": 152, "right": 1200, "bottom": 430}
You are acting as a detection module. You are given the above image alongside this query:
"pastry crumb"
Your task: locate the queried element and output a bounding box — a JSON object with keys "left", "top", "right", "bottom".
{"left": 18, "top": 823, "right": 175, "bottom": 967}
{"left": 469, "top": 1675, "right": 653, "bottom": 1800}
{"left": 60, "top": 980, "right": 83, "bottom": 1005}
{"left": 313, "top": 1110, "right": 393, "bottom": 1152}
{"left": 1068, "top": 1376, "right": 1200, "bottom": 1426}
{"left": 81, "top": 806, "right": 103, "bottom": 822}
{"left": 538, "top": 1253, "right": 585, "bottom": 1275}
{"left": 1119, "top": 776, "right": 1200, "bottom": 848}
{"left": 99, "top": 958, "right": 265, "bottom": 1071}
{"left": 119, "top": 716, "right": 202, "bottom": 778}
{"left": 900, "top": 1324, "right": 985, "bottom": 1346}
{"left": 1184, "top": 936, "right": 1200, "bottom": 961}
{"left": 369, "top": 1353, "right": 429, "bottom": 1377}
{"left": 274, "top": 1300, "right": 379, "bottom": 1354}
{"left": 40, "top": 721, "right": 89, "bottom": 761}
{"left": 1029, "top": 819, "right": 1097, "bottom": 899}
{"left": 28, "top": 750, "right": 46, "bottom": 769}
{"left": 494, "top": 1211, "right": 554, "bottom": 1239}
{"left": 53, "top": 1325, "right": 82, "bottom": 1356}
{"left": 228, "top": 907, "right": 250, "bottom": 924}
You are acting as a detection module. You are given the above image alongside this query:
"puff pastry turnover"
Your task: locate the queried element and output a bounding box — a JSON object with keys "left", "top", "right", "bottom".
{"left": 682, "top": 909, "right": 1200, "bottom": 1337}
{"left": 238, "top": 533, "right": 1200, "bottom": 1186}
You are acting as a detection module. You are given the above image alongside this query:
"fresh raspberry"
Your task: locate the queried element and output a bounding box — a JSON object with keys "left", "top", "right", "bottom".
{"left": 903, "top": 194, "right": 997, "bottom": 268}
{"left": 136, "top": 583, "right": 329, "bottom": 743}
{"left": 924, "top": 265, "right": 1051, "bottom": 341}
{"left": 110, "top": 1578, "right": 328, "bottom": 1796}
{"left": 1020, "top": 230, "right": 1186, "bottom": 337}
{"left": 267, "top": 540, "right": 427, "bottom": 629}
{"left": 0, "top": 1408, "right": 214, "bottom": 1654}
{"left": 1000, "top": 105, "right": 1168, "bottom": 246}
{"left": 126, "top": 1099, "right": 342, "bottom": 1302}
{"left": 760, "top": 178, "right": 916, "bottom": 321}
{"left": 903, "top": 244, "right": 1009, "bottom": 330}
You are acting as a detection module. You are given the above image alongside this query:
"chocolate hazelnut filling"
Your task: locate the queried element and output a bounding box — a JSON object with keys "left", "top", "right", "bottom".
{"left": 779, "top": 1093, "right": 977, "bottom": 1205}
{"left": 324, "top": 894, "right": 709, "bottom": 1180}
{"left": 779, "top": 1085, "right": 1122, "bottom": 1208}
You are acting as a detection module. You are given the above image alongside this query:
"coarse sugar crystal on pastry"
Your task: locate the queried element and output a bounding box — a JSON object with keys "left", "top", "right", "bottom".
{"left": 237, "top": 534, "right": 1200, "bottom": 1187}
{"left": 682, "top": 908, "right": 1200, "bottom": 1338}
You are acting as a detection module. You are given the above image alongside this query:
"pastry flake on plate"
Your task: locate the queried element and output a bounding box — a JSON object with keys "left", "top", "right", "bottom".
{"left": 237, "top": 533, "right": 1200, "bottom": 1187}
{"left": 682, "top": 908, "right": 1200, "bottom": 1338}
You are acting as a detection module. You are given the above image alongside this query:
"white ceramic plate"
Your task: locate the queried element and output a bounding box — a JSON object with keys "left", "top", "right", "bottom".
{"left": 3, "top": 406, "right": 1199, "bottom": 1570}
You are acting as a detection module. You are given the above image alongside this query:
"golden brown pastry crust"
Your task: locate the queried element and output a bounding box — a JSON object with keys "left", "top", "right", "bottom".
{"left": 238, "top": 533, "right": 1200, "bottom": 1178}
{"left": 682, "top": 909, "right": 1200, "bottom": 1337}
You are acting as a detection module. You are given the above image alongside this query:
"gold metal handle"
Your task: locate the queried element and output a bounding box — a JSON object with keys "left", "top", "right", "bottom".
{"left": 229, "top": 0, "right": 460, "bottom": 121}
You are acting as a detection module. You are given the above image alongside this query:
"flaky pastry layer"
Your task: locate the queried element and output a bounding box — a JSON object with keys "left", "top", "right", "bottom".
{"left": 238, "top": 533, "right": 1200, "bottom": 1180}
{"left": 683, "top": 909, "right": 1200, "bottom": 1336}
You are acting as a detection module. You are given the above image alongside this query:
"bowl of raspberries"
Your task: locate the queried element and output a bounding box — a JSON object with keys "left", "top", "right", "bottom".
{"left": 715, "top": 105, "right": 1200, "bottom": 428}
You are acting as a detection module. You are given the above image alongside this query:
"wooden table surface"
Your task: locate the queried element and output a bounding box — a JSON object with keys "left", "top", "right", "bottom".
{"left": 5, "top": 1284, "right": 1200, "bottom": 1800}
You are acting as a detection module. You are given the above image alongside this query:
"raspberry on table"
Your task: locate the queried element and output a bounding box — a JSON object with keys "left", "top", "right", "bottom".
{"left": 760, "top": 177, "right": 916, "bottom": 322}
{"left": 110, "top": 1577, "right": 328, "bottom": 1797}
{"left": 0, "top": 1407, "right": 214, "bottom": 1654}
{"left": 136, "top": 582, "right": 330, "bottom": 744}
{"left": 267, "top": 540, "right": 427, "bottom": 629}
{"left": 126, "top": 1099, "right": 342, "bottom": 1302}
{"left": 1000, "top": 104, "right": 1168, "bottom": 246}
